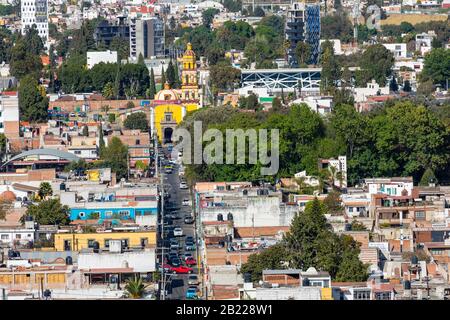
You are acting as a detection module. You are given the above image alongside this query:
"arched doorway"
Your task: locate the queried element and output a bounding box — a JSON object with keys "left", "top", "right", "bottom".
{"left": 163, "top": 127, "right": 173, "bottom": 144}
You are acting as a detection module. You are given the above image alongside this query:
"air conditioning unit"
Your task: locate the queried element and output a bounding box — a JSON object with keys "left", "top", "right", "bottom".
{"left": 109, "top": 240, "right": 122, "bottom": 253}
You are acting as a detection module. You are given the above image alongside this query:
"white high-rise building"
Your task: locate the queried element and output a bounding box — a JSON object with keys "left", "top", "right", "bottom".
{"left": 21, "top": 0, "right": 49, "bottom": 49}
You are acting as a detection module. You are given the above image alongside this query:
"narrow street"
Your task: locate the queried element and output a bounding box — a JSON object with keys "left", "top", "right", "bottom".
{"left": 158, "top": 146, "right": 199, "bottom": 300}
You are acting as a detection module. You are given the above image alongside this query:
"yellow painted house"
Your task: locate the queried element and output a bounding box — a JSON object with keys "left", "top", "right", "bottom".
{"left": 54, "top": 230, "right": 156, "bottom": 251}
{"left": 150, "top": 43, "right": 201, "bottom": 143}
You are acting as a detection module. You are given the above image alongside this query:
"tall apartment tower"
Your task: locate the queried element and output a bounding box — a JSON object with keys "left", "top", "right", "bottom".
{"left": 21, "top": 0, "right": 49, "bottom": 49}
{"left": 285, "top": 1, "right": 320, "bottom": 66}
{"left": 129, "top": 17, "right": 164, "bottom": 60}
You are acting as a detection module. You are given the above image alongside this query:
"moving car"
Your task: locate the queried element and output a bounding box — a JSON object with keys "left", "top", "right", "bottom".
{"left": 169, "top": 239, "right": 179, "bottom": 250}
{"left": 188, "top": 275, "right": 199, "bottom": 286}
{"left": 173, "top": 227, "right": 183, "bottom": 237}
{"left": 185, "top": 286, "right": 198, "bottom": 299}
{"left": 184, "top": 215, "right": 194, "bottom": 224}
{"left": 182, "top": 252, "right": 193, "bottom": 261}
{"left": 179, "top": 181, "right": 188, "bottom": 189}
{"left": 171, "top": 265, "right": 193, "bottom": 274}
{"left": 185, "top": 257, "right": 197, "bottom": 266}
{"left": 170, "top": 257, "right": 182, "bottom": 267}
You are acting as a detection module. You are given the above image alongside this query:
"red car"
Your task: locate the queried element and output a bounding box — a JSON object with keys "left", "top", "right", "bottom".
{"left": 185, "top": 257, "right": 197, "bottom": 266}
{"left": 171, "top": 266, "right": 193, "bottom": 274}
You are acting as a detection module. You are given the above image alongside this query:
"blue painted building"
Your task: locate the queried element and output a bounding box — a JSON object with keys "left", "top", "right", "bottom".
{"left": 69, "top": 202, "right": 158, "bottom": 221}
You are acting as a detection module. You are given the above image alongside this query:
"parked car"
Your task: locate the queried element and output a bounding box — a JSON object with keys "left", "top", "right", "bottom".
{"left": 171, "top": 266, "right": 193, "bottom": 274}
{"left": 174, "top": 227, "right": 183, "bottom": 237}
{"left": 185, "top": 257, "right": 197, "bottom": 266}
{"left": 188, "top": 275, "right": 199, "bottom": 286}
{"left": 185, "top": 236, "right": 194, "bottom": 242}
{"left": 184, "top": 215, "right": 194, "bottom": 224}
{"left": 185, "top": 286, "right": 198, "bottom": 299}
{"left": 185, "top": 241, "right": 196, "bottom": 251}
{"left": 182, "top": 198, "right": 190, "bottom": 206}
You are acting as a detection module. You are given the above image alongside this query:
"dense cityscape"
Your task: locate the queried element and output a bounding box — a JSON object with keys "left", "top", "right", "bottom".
{"left": 0, "top": 0, "right": 449, "bottom": 304}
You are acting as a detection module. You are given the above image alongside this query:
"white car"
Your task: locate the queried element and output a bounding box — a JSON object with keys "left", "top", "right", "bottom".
{"left": 180, "top": 182, "right": 188, "bottom": 189}
{"left": 174, "top": 227, "right": 183, "bottom": 237}
{"left": 188, "top": 275, "right": 199, "bottom": 286}
{"left": 182, "top": 198, "right": 190, "bottom": 206}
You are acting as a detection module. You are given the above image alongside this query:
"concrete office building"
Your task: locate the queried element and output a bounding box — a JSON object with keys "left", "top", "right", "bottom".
{"left": 129, "top": 17, "right": 164, "bottom": 60}
{"left": 285, "top": 1, "right": 320, "bottom": 66}
{"left": 21, "top": 0, "right": 49, "bottom": 49}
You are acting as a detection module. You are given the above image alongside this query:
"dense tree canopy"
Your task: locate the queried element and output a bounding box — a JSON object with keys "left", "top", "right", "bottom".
{"left": 124, "top": 112, "right": 149, "bottom": 131}
{"left": 100, "top": 137, "right": 129, "bottom": 179}
{"left": 25, "top": 199, "right": 70, "bottom": 225}
{"left": 18, "top": 75, "right": 49, "bottom": 122}
{"left": 181, "top": 100, "right": 450, "bottom": 185}
{"left": 421, "top": 48, "right": 450, "bottom": 88}
{"left": 356, "top": 44, "right": 394, "bottom": 86}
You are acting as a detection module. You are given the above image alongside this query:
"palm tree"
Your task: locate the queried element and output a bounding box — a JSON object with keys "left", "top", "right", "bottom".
{"left": 38, "top": 182, "right": 53, "bottom": 200}
{"left": 125, "top": 276, "right": 145, "bottom": 299}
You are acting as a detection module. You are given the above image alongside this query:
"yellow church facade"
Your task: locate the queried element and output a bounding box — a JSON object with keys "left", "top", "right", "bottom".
{"left": 150, "top": 43, "right": 201, "bottom": 143}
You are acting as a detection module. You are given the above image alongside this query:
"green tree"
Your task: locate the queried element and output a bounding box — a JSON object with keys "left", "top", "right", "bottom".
{"left": 403, "top": 80, "right": 411, "bottom": 92}
{"left": 335, "top": 248, "right": 368, "bottom": 282}
{"left": 295, "top": 42, "right": 311, "bottom": 66}
{"left": 205, "top": 42, "right": 226, "bottom": 65}
{"left": 25, "top": 199, "right": 70, "bottom": 225}
{"left": 38, "top": 182, "right": 53, "bottom": 200}
{"left": 148, "top": 68, "right": 156, "bottom": 99}
{"left": 323, "top": 191, "right": 343, "bottom": 215}
{"left": 102, "top": 82, "right": 115, "bottom": 99}
{"left": 253, "top": 6, "right": 265, "bottom": 17}
{"left": 98, "top": 125, "right": 105, "bottom": 152}
{"left": 161, "top": 65, "right": 166, "bottom": 85}
{"left": 18, "top": 75, "right": 49, "bottom": 122}
{"left": 350, "top": 219, "right": 367, "bottom": 231}
{"left": 421, "top": 48, "right": 450, "bottom": 88}
{"left": 0, "top": 133, "right": 6, "bottom": 159}
{"left": 123, "top": 112, "right": 149, "bottom": 131}
{"left": 202, "top": 8, "right": 220, "bottom": 28}
{"left": 389, "top": 76, "right": 399, "bottom": 92}
{"left": 10, "top": 31, "right": 43, "bottom": 80}
{"left": 240, "top": 244, "right": 289, "bottom": 282}
{"left": 124, "top": 276, "right": 145, "bottom": 299}
{"left": 209, "top": 60, "right": 241, "bottom": 94}
{"left": 320, "top": 42, "right": 341, "bottom": 93}
{"left": 419, "top": 168, "right": 437, "bottom": 186}
{"left": 82, "top": 125, "right": 89, "bottom": 137}
{"left": 101, "top": 137, "right": 128, "bottom": 179}
{"left": 356, "top": 44, "right": 394, "bottom": 86}
{"left": 166, "top": 60, "right": 176, "bottom": 88}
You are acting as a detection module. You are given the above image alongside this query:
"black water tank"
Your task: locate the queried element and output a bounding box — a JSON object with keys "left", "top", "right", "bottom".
{"left": 303, "top": 278, "right": 310, "bottom": 287}
{"left": 66, "top": 256, "right": 73, "bottom": 265}
{"left": 244, "top": 273, "right": 252, "bottom": 283}
{"left": 25, "top": 215, "right": 33, "bottom": 222}
{"left": 93, "top": 241, "right": 100, "bottom": 253}
{"left": 411, "top": 255, "right": 419, "bottom": 265}
{"left": 60, "top": 182, "right": 66, "bottom": 191}
{"left": 404, "top": 280, "right": 411, "bottom": 290}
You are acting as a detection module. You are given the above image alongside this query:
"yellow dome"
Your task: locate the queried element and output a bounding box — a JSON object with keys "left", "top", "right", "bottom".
{"left": 155, "top": 82, "right": 180, "bottom": 101}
